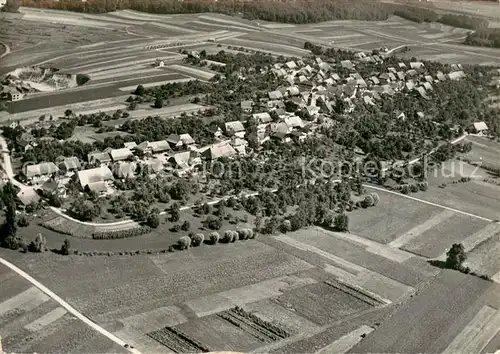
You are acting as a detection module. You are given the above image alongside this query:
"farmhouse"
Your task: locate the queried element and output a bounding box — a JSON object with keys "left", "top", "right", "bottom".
{"left": 41, "top": 178, "right": 66, "bottom": 198}
{"left": 1, "top": 87, "right": 24, "bottom": 101}
{"left": 136, "top": 140, "right": 171, "bottom": 155}
{"left": 240, "top": 100, "right": 254, "bottom": 113}
{"left": 169, "top": 151, "right": 200, "bottom": 175}
{"left": 470, "top": 121, "right": 489, "bottom": 135}
{"left": 113, "top": 161, "right": 137, "bottom": 179}
{"left": 224, "top": 120, "right": 246, "bottom": 138}
{"left": 76, "top": 166, "right": 114, "bottom": 193}
{"left": 200, "top": 142, "right": 237, "bottom": 160}
{"left": 59, "top": 156, "right": 81, "bottom": 174}
{"left": 88, "top": 151, "right": 111, "bottom": 165}
{"left": 166, "top": 133, "right": 196, "bottom": 149}
{"left": 110, "top": 148, "right": 133, "bottom": 162}
{"left": 24, "top": 162, "right": 59, "bottom": 182}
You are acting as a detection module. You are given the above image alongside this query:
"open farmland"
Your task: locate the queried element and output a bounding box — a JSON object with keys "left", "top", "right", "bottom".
{"left": 348, "top": 270, "right": 499, "bottom": 354}
{"left": 0, "top": 263, "right": 127, "bottom": 353}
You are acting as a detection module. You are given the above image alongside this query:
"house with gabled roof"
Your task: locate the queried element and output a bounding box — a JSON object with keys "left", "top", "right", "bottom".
{"left": 268, "top": 90, "right": 283, "bottom": 100}
{"left": 110, "top": 148, "right": 133, "bottom": 162}
{"left": 88, "top": 151, "right": 111, "bottom": 166}
{"left": 76, "top": 166, "right": 114, "bottom": 194}
{"left": 136, "top": 140, "right": 171, "bottom": 155}
{"left": 59, "top": 156, "right": 81, "bottom": 174}
{"left": 166, "top": 133, "right": 195, "bottom": 149}
{"left": 224, "top": 121, "right": 246, "bottom": 138}
{"left": 240, "top": 100, "right": 254, "bottom": 113}
{"left": 341, "top": 60, "right": 354, "bottom": 70}
{"left": 25, "top": 162, "right": 59, "bottom": 183}
{"left": 199, "top": 142, "right": 237, "bottom": 160}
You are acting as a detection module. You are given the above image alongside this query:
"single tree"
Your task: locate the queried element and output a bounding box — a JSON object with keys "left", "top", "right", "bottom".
{"left": 446, "top": 243, "right": 467, "bottom": 270}
{"left": 154, "top": 96, "right": 163, "bottom": 108}
{"left": 334, "top": 214, "right": 349, "bottom": 232}
{"left": 134, "top": 85, "right": 145, "bottom": 96}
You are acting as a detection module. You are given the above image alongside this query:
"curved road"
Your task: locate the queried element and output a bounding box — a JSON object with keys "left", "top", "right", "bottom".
{"left": 0, "top": 40, "right": 11, "bottom": 59}
{"left": 0, "top": 256, "right": 142, "bottom": 354}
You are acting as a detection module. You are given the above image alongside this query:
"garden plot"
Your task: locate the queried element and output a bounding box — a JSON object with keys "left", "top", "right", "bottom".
{"left": 401, "top": 213, "right": 488, "bottom": 258}
{"left": 243, "top": 298, "right": 320, "bottom": 336}
{"left": 173, "top": 315, "right": 261, "bottom": 352}
{"left": 184, "top": 275, "right": 316, "bottom": 317}
{"left": 348, "top": 190, "right": 443, "bottom": 244}
{"left": 170, "top": 307, "right": 290, "bottom": 352}
{"left": 272, "top": 282, "right": 372, "bottom": 326}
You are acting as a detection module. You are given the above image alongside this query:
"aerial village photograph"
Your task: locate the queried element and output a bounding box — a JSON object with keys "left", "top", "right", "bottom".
{"left": 1, "top": 0, "right": 500, "bottom": 352}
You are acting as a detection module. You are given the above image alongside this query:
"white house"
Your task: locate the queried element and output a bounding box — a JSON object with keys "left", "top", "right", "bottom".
{"left": 470, "top": 121, "right": 488, "bottom": 135}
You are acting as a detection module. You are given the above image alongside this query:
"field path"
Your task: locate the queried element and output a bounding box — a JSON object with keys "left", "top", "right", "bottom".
{"left": 0, "top": 256, "right": 142, "bottom": 354}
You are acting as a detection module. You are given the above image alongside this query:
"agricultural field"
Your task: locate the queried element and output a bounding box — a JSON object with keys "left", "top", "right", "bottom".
{"left": 0, "top": 263, "right": 127, "bottom": 353}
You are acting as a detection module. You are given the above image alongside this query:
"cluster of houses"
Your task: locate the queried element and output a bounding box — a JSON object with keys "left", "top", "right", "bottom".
{"left": 267, "top": 56, "right": 468, "bottom": 111}
{"left": 6, "top": 52, "right": 493, "bottom": 203}
{"left": 19, "top": 123, "right": 256, "bottom": 197}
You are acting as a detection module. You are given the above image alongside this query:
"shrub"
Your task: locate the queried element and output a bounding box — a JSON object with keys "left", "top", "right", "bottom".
{"left": 147, "top": 211, "right": 160, "bottom": 228}
{"left": 76, "top": 74, "right": 90, "bottom": 86}
{"left": 410, "top": 184, "right": 419, "bottom": 193}
{"left": 280, "top": 220, "right": 292, "bottom": 233}
{"left": 222, "top": 230, "right": 233, "bottom": 243}
{"left": 361, "top": 195, "right": 374, "bottom": 208}
{"left": 28, "top": 233, "right": 46, "bottom": 253}
{"left": 181, "top": 220, "right": 191, "bottom": 231}
{"left": 17, "top": 214, "right": 30, "bottom": 227}
{"left": 192, "top": 233, "right": 204, "bottom": 246}
{"left": 334, "top": 214, "right": 349, "bottom": 232}
{"left": 209, "top": 231, "right": 220, "bottom": 244}
{"left": 178, "top": 236, "right": 191, "bottom": 250}
{"left": 60, "top": 239, "right": 70, "bottom": 255}
{"left": 171, "top": 224, "right": 181, "bottom": 232}
{"left": 237, "top": 228, "right": 250, "bottom": 240}
{"left": 205, "top": 215, "right": 222, "bottom": 230}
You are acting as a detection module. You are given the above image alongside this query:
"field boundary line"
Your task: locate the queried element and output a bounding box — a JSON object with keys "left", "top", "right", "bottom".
{"left": 364, "top": 185, "right": 493, "bottom": 222}
{"left": 0, "top": 256, "right": 142, "bottom": 354}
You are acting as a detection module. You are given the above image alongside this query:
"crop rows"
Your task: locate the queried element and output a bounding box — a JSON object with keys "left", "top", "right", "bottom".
{"left": 147, "top": 326, "right": 212, "bottom": 353}
{"left": 91, "top": 227, "right": 150, "bottom": 239}
{"left": 324, "top": 280, "right": 386, "bottom": 307}
{"left": 217, "top": 306, "right": 289, "bottom": 343}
